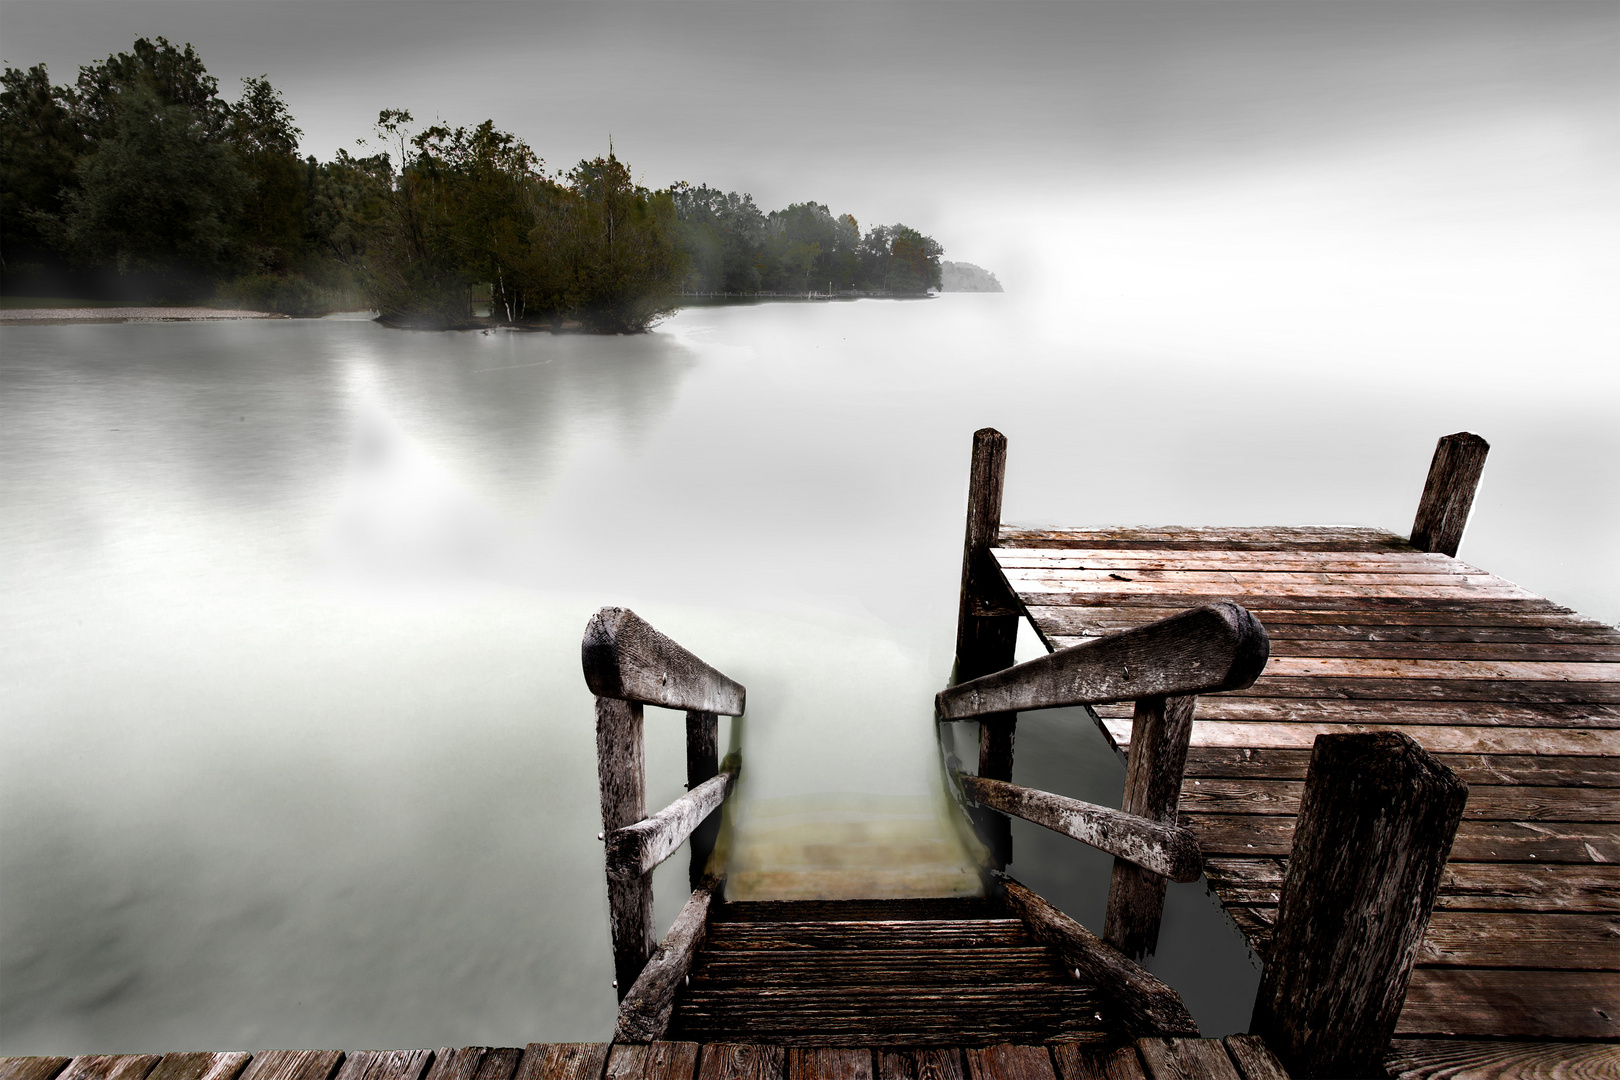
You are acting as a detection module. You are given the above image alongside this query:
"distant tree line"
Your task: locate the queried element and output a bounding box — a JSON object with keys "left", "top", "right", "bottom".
{"left": 1, "top": 37, "right": 944, "bottom": 330}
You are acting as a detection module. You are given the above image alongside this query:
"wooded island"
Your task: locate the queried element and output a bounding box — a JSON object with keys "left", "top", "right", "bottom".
{"left": 2, "top": 38, "right": 951, "bottom": 331}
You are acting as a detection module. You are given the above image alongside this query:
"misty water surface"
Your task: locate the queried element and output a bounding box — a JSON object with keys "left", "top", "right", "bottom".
{"left": 2, "top": 294, "right": 1616, "bottom": 1054}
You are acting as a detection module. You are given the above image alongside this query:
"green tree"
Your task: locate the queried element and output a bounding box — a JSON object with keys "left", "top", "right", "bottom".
{"left": 0, "top": 64, "right": 83, "bottom": 275}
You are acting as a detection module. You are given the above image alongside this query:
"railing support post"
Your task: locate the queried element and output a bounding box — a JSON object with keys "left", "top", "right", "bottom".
{"left": 686, "top": 710, "right": 720, "bottom": 888}
{"left": 596, "top": 695, "right": 653, "bottom": 1000}
{"left": 1104, "top": 694, "right": 1197, "bottom": 958}
{"left": 1250, "top": 731, "right": 1468, "bottom": 1079}
{"left": 1410, "top": 431, "right": 1489, "bottom": 557}
{"left": 955, "top": 428, "right": 1022, "bottom": 867}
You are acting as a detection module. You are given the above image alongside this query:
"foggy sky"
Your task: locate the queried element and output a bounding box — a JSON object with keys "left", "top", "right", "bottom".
{"left": 3, "top": 1, "right": 1615, "bottom": 301}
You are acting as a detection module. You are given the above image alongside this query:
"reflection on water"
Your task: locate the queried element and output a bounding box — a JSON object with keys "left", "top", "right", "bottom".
{"left": 2, "top": 296, "right": 1615, "bottom": 1053}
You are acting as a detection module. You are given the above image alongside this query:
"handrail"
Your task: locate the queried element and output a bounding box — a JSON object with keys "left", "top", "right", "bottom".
{"left": 584, "top": 606, "right": 747, "bottom": 715}
{"left": 584, "top": 606, "right": 744, "bottom": 1001}
{"left": 607, "top": 761, "right": 739, "bottom": 881}
{"left": 935, "top": 602, "right": 1269, "bottom": 721}
{"left": 960, "top": 775, "right": 1201, "bottom": 882}
{"left": 614, "top": 874, "right": 723, "bottom": 1042}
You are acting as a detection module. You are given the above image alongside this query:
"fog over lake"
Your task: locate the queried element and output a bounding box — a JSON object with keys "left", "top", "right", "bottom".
{"left": 1, "top": 0, "right": 1615, "bottom": 1058}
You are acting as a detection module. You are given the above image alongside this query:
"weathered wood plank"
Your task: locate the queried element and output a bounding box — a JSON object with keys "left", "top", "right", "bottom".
{"left": 597, "top": 694, "right": 654, "bottom": 998}
{"left": 617, "top": 876, "right": 722, "bottom": 1042}
{"left": 703, "top": 920, "right": 1030, "bottom": 951}
{"left": 1218, "top": 1038, "right": 1287, "bottom": 1080}
{"left": 1048, "top": 1047, "right": 1145, "bottom": 1080}
{"left": 1184, "top": 747, "right": 1620, "bottom": 787}
{"left": 997, "top": 548, "right": 1480, "bottom": 571}
{"left": 473, "top": 1053, "right": 522, "bottom": 1080}
{"left": 332, "top": 1052, "right": 434, "bottom": 1080}
{"left": 1397, "top": 968, "right": 1620, "bottom": 1038}
{"left": 58, "top": 1060, "right": 163, "bottom": 1080}
{"left": 1105, "top": 721, "right": 1620, "bottom": 756}
{"left": 961, "top": 775, "right": 1201, "bottom": 881}
{"left": 961, "top": 1046, "right": 1055, "bottom": 1080}
{"left": 695, "top": 1046, "right": 785, "bottom": 1080}
{"left": 938, "top": 604, "right": 1268, "bottom": 720}
{"left": 1105, "top": 695, "right": 1198, "bottom": 957}
{"left": 146, "top": 1056, "right": 252, "bottom": 1080}
{"left": 1132, "top": 1039, "right": 1240, "bottom": 1080}
{"left": 1411, "top": 432, "right": 1490, "bottom": 557}
{"left": 1384, "top": 1038, "right": 1620, "bottom": 1080}
{"left": 1001, "top": 569, "right": 1539, "bottom": 602}
{"left": 999, "top": 874, "right": 1198, "bottom": 1037}
{"left": 1177, "top": 777, "right": 1620, "bottom": 821}
{"left": 608, "top": 768, "right": 736, "bottom": 880}
{"left": 1198, "top": 815, "right": 1620, "bottom": 863}
{"left": 583, "top": 607, "right": 745, "bottom": 715}
{"left": 1019, "top": 590, "right": 1564, "bottom": 612}
{"left": 1252, "top": 732, "right": 1468, "bottom": 1078}
{"left": 1097, "top": 697, "right": 1620, "bottom": 728}
{"left": 1204, "top": 857, "right": 1620, "bottom": 912}
{"left": 910, "top": 1053, "right": 964, "bottom": 1080}
{"left": 237, "top": 1051, "right": 345, "bottom": 1080}
{"left": 0, "top": 1061, "right": 71, "bottom": 1080}
{"left": 1261, "top": 639, "right": 1620, "bottom": 663}
{"left": 421, "top": 1050, "right": 486, "bottom": 1080}
{"left": 997, "top": 525, "right": 1412, "bottom": 550}
{"left": 1222, "top": 676, "right": 1620, "bottom": 705}
{"left": 605, "top": 1044, "right": 699, "bottom": 1080}
{"left": 785, "top": 1050, "right": 871, "bottom": 1080}
{"left": 1259, "top": 656, "right": 1618, "bottom": 682}
{"left": 956, "top": 427, "right": 1021, "bottom": 678}
{"left": 515, "top": 1046, "right": 609, "bottom": 1080}
{"left": 1030, "top": 604, "right": 1617, "bottom": 634}
{"left": 1419, "top": 912, "right": 1620, "bottom": 969}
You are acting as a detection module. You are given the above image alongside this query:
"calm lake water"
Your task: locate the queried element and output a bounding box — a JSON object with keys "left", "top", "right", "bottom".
{"left": 2, "top": 294, "right": 1615, "bottom": 1054}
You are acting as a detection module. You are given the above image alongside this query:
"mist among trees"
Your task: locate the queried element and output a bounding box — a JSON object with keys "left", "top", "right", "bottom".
{"left": 2, "top": 37, "right": 945, "bottom": 331}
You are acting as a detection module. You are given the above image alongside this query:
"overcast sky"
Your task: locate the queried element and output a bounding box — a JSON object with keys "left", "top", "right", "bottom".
{"left": 3, "top": 1, "right": 1615, "bottom": 309}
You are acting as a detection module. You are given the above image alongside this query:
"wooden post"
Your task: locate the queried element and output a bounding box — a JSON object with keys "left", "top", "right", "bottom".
{"left": 1104, "top": 694, "right": 1197, "bottom": 958}
{"left": 1410, "top": 431, "right": 1489, "bottom": 557}
{"left": 596, "top": 695, "right": 653, "bottom": 1000}
{"left": 1250, "top": 731, "right": 1468, "bottom": 1079}
{"left": 955, "top": 428, "right": 1022, "bottom": 867}
{"left": 686, "top": 710, "right": 720, "bottom": 888}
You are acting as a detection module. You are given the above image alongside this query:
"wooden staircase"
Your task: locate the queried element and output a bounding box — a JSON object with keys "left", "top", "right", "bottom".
{"left": 668, "top": 898, "right": 1114, "bottom": 1047}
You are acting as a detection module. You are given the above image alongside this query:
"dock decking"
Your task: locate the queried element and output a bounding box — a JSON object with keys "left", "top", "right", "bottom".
{"left": 992, "top": 524, "right": 1620, "bottom": 1046}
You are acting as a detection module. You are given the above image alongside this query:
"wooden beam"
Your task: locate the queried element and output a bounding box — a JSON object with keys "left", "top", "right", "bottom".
{"left": 954, "top": 428, "right": 1021, "bottom": 867}
{"left": 1104, "top": 695, "right": 1197, "bottom": 958}
{"left": 686, "top": 711, "right": 721, "bottom": 888}
{"left": 1410, "top": 432, "right": 1489, "bottom": 557}
{"left": 597, "top": 695, "right": 653, "bottom": 1000}
{"left": 583, "top": 608, "right": 745, "bottom": 716}
{"left": 1250, "top": 731, "right": 1468, "bottom": 1079}
{"left": 607, "top": 767, "right": 737, "bottom": 881}
{"left": 997, "top": 874, "right": 1199, "bottom": 1039}
{"left": 936, "top": 604, "right": 1269, "bottom": 721}
{"left": 615, "top": 876, "right": 722, "bottom": 1043}
{"left": 960, "top": 775, "right": 1201, "bottom": 882}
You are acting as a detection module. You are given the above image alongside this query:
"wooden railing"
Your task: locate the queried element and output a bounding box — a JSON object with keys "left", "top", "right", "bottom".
{"left": 581, "top": 606, "right": 745, "bottom": 1034}
{"left": 946, "top": 428, "right": 1271, "bottom": 959}
{"left": 939, "top": 601, "right": 1270, "bottom": 958}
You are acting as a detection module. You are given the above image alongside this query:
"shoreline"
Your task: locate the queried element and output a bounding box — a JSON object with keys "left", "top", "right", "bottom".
{"left": 0, "top": 306, "right": 290, "bottom": 324}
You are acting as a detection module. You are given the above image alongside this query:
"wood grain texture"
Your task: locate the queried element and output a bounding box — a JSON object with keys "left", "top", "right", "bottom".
{"left": 604, "top": 1044, "right": 699, "bottom": 1080}
{"left": 955, "top": 428, "right": 1020, "bottom": 682}
{"left": 961, "top": 1047, "right": 1055, "bottom": 1080}
{"left": 332, "top": 1052, "right": 434, "bottom": 1080}
{"left": 1048, "top": 1047, "right": 1145, "bottom": 1080}
{"left": 473, "top": 1054, "right": 522, "bottom": 1080}
{"left": 515, "top": 1046, "right": 609, "bottom": 1080}
{"left": 616, "top": 876, "right": 722, "bottom": 1042}
{"left": 1132, "top": 1040, "right": 1240, "bottom": 1080}
{"left": 583, "top": 607, "right": 745, "bottom": 716}
{"left": 146, "top": 1056, "right": 252, "bottom": 1080}
{"left": 237, "top": 1052, "right": 345, "bottom": 1080}
{"left": 962, "top": 775, "right": 1200, "bottom": 881}
{"left": 1384, "top": 1039, "right": 1620, "bottom": 1080}
{"left": 58, "top": 1060, "right": 162, "bottom": 1080}
{"left": 1105, "top": 696, "right": 1197, "bottom": 958}
{"left": 1411, "top": 432, "right": 1490, "bottom": 557}
{"left": 1218, "top": 1038, "right": 1287, "bottom": 1080}
{"left": 938, "top": 604, "right": 1268, "bottom": 720}
{"left": 597, "top": 695, "right": 654, "bottom": 997}
{"left": 998, "top": 874, "right": 1198, "bottom": 1038}
{"left": 607, "top": 767, "right": 736, "bottom": 880}
{"left": 1396, "top": 968, "right": 1619, "bottom": 1039}
{"left": 911, "top": 1052, "right": 964, "bottom": 1080}
{"left": 695, "top": 1046, "right": 784, "bottom": 1080}
{"left": 1252, "top": 732, "right": 1468, "bottom": 1079}
{"left": 0, "top": 1062, "right": 71, "bottom": 1080}
{"left": 785, "top": 1051, "right": 872, "bottom": 1080}
{"left": 421, "top": 1050, "right": 486, "bottom": 1080}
